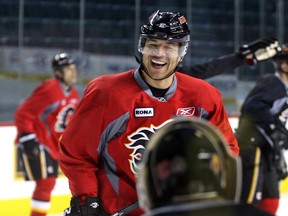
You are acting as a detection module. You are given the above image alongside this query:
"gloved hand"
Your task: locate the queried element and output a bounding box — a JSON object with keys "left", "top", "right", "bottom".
{"left": 275, "top": 149, "right": 288, "bottom": 180}
{"left": 270, "top": 129, "right": 288, "bottom": 150}
{"left": 237, "top": 37, "right": 280, "bottom": 65}
{"left": 19, "top": 132, "right": 40, "bottom": 159}
{"left": 64, "top": 197, "right": 108, "bottom": 216}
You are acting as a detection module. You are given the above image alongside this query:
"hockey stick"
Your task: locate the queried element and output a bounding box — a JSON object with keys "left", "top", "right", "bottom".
{"left": 111, "top": 201, "right": 139, "bottom": 216}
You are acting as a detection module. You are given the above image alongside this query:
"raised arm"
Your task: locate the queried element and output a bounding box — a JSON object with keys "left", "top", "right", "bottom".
{"left": 179, "top": 37, "right": 279, "bottom": 79}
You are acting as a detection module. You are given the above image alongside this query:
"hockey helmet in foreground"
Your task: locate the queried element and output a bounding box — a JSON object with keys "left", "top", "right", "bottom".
{"left": 137, "top": 117, "right": 242, "bottom": 211}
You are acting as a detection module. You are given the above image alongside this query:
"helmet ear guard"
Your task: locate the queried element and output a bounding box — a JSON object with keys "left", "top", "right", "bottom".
{"left": 137, "top": 117, "right": 241, "bottom": 211}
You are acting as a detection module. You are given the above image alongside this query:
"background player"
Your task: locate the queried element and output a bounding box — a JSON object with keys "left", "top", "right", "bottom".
{"left": 14, "top": 52, "right": 79, "bottom": 216}
{"left": 236, "top": 44, "right": 288, "bottom": 215}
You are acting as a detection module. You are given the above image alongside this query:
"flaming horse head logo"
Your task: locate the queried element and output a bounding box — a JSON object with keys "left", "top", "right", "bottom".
{"left": 125, "top": 120, "right": 172, "bottom": 175}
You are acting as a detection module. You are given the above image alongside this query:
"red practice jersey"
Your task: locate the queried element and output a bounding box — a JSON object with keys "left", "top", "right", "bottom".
{"left": 15, "top": 78, "right": 79, "bottom": 159}
{"left": 59, "top": 69, "right": 238, "bottom": 215}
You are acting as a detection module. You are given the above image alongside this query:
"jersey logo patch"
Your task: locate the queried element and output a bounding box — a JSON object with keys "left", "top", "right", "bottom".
{"left": 176, "top": 107, "right": 195, "bottom": 116}
{"left": 134, "top": 108, "right": 154, "bottom": 117}
{"left": 125, "top": 120, "right": 172, "bottom": 174}
{"left": 55, "top": 104, "right": 76, "bottom": 132}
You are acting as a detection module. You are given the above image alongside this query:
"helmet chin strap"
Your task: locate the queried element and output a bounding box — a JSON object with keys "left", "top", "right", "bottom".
{"left": 136, "top": 54, "right": 183, "bottom": 81}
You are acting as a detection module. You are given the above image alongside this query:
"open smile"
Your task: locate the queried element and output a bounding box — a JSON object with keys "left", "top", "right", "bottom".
{"left": 151, "top": 59, "right": 167, "bottom": 69}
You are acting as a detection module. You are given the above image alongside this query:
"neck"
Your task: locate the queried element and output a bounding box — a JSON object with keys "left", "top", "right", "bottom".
{"left": 57, "top": 78, "right": 71, "bottom": 91}
{"left": 63, "top": 83, "right": 71, "bottom": 91}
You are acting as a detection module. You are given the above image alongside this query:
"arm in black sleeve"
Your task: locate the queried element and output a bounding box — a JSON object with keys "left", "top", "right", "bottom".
{"left": 179, "top": 53, "right": 245, "bottom": 79}
{"left": 179, "top": 37, "right": 279, "bottom": 80}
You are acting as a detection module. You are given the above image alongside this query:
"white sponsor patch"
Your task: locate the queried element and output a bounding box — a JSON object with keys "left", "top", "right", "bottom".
{"left": 134, "top": 108, "right": 154, "bottom": 117}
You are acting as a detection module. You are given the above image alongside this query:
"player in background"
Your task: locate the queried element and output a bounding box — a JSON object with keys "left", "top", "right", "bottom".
{"left": 14, "top": 53, "right": 79, "bottom": 216}
{"left": 236, "top": 44, "right": 288, "bottom": 215}
{"left": 59, "top": 10, "right": 238, "bottom": 216}
{"left": 137, "top": 117, "right": 273, "bottom": 216}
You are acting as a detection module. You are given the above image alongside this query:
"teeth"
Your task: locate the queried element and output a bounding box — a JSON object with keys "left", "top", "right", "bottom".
{"left": 152, "top": 60, "right": 166, "bottom": 65}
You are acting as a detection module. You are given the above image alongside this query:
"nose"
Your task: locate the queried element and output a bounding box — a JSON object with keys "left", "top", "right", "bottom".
{"left": 153, "top": 46, "right": 166, "bottom": 57}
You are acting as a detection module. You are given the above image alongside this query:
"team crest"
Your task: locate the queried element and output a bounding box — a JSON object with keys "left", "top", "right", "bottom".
{"left": 125, "top": 120, "right": 172, "bottom": 174}
{"left": 55, "top": 104, "right": 76, "bottom": 132}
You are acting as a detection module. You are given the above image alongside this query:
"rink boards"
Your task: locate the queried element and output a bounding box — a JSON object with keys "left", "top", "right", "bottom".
{"left": 0, "top": 119, "right": 288, "bottom": 215}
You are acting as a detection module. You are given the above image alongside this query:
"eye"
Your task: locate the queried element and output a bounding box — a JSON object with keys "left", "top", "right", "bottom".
{"left": 164, "top": 45, "right": 177, "bottom": 52}
{"left": 147, "top": 44, "right": 158, "bottom": 49}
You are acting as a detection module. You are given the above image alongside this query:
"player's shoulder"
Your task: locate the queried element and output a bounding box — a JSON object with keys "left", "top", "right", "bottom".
{"left": 259, "top": 73, "right": 279, "bottom": 83}
{"left": 87, "top": 69, "right": 135, "bottom": 91}
{"left": 39, "top": 77, "right": 59, "bottom": 88}
{"left": 31, "top": 77, "right": 57, "bottom": 95}
{"left": 175, "top": 72, "right": 220, "bottom": 92}
{"left": 176, "top": 71, "right": 210, "bottom": 84}
{"left": 256, "top": 73, "right": 283, "bottom": 90}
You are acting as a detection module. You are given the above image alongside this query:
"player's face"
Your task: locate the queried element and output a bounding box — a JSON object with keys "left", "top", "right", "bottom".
{"left": 62, "top": 64, "right": 78, "bottom": 86}
{"left": 142, "top": 38, "right": 181, "bottom": 81}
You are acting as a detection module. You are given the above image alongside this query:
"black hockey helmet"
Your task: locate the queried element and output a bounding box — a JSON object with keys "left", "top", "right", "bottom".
{"left": 51, "top": 52, "right": 76, "bottom": 71}
{"left": 138, "top": 10, "right": 190, "bottom": 57}
{"left": 137, "top": 117, "right": 241, "bottom": 211}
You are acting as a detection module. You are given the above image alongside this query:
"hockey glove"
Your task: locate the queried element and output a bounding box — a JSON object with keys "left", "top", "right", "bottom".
{"left": 19, "top": 132, "right": 41, "bottom": 159}
{"left": 63, "top": 197, "right": 108, "bottom": 216}
{"left": 271, "top": 130, "right": 288, "bottom": 150}
{"left": 237, "top": 37, "right": 280, "bottom": 65}
{"left": 275, "top": 149, "right": 288, "bottom": 180}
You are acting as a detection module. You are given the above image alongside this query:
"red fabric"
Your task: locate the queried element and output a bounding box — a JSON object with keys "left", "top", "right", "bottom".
{"left": 31, "top": 178, "right": 56, "bottom": 216}
{"left": 14, "top": 78, "right": 79, "bottom": 159}
{"left": 258, "top": 198, "right": 279, "bottom": 215}
{"left": 31, "top": 212, "right": 46, "bottom": 216}
{"left": 59, "top": 70, "right": 239, "bottom": 215}
{"left": 32, "top": 177, "right": 56, "bottom": 201}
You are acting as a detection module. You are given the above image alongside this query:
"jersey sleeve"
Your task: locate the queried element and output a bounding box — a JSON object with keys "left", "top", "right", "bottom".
{"left": 59, "top": 80, "right": 106, "bottom": 199}
{"left": 208, "top": 89, "right": 239, "bottom": 156}
{"left": 14, "top": 82, "right": 52, "bottom": 134}
{"left": 179, "top": 53, "right": 245, "bottom": 79}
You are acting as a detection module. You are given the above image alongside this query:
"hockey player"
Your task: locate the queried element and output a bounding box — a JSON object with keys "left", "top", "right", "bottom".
{"left": 59, "top": 10, "right": 238, "bottom": 216}
{"left": 14, "top": 52, "right": 79, "bottom": 216}
{"left": 137, "top": 117, "right": 273, "bottom": 216}
{"left": 236, "top": 44, "right": 288, "bottom": 215}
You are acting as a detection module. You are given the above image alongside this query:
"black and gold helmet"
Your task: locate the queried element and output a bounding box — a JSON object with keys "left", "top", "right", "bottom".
{"left": 137, "top": 117, "right": 241, "bottom": 211}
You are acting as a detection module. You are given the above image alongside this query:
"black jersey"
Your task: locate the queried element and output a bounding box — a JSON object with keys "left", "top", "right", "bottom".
{"left": 237, "top": 73, "right": 288, "bottom": 149}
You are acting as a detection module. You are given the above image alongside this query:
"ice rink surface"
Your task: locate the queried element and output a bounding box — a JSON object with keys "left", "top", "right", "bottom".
{"left": 277, "top": 193, "right": 288, "bottom": 216}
